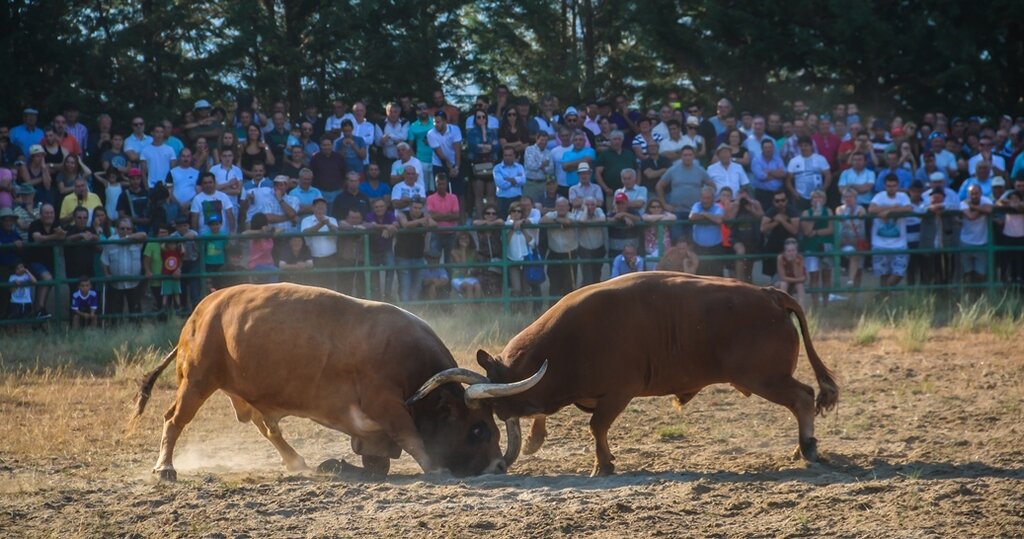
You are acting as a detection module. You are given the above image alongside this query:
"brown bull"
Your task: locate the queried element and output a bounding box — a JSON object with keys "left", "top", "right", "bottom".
{"left": 131, "top": 283, "right": 545, "bottom": 481}
{"left": 411, "top": 272, "right": 838, "bottom": 477}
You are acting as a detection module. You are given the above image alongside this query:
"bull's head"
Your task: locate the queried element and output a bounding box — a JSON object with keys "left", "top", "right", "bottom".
{"left": 406, "top": 361, "right": 548, "bottom": 475}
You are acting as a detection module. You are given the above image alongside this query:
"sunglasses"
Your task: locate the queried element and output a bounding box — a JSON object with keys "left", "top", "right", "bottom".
{"left": 484, "top": 211, "right": 497, "bottom": 215}
{"left": 476, "top": 114, "right": 486, "bottom": 119}
{"left": 507, "top": 113, "right": 517, "bottom": 117}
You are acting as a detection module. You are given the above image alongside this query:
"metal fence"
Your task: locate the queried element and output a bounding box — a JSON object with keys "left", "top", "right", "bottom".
{"left": 1, "top": 211, "right": 1021, "bottom": 326}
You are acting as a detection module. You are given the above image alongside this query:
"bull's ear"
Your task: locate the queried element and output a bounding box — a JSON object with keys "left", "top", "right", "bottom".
{"left": 476, "top": 349, "right": 496, "bottom": 371}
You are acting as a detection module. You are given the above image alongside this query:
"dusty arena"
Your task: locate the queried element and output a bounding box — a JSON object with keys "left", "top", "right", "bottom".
{"left": 1, "top": 311, "right": 1022, "bottom": 537}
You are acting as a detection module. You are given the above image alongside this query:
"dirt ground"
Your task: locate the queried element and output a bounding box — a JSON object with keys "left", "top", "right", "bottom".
{"left": 1, "top": 327, "right": 1023, "bottom": 538}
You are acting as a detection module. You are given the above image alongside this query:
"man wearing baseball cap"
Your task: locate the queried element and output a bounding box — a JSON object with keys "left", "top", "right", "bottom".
{"left": 11, "top": 107, "right": 41, "bottom": 157}
{"left": 186, "top": 98, "right": 223, "bottom": 143}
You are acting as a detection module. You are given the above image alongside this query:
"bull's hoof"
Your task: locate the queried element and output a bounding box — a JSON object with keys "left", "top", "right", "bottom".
{"left": 798, "top": 437, "right": 819, "bottom": 462}
{"left": 590, "top": 462, "right": 615, "bottom": 477}
{"left": 522, "top": 435, "right": 544, "bottom": 456}
{"left": 361, "top": 455, "right": 391, "bottom": 478}
{"left": 156, "top": 468, "right": 177, "bottom": 482}
{"left": 285, "top": 459, "right": 309, "bottom": 473}
{"left": 317, "top": 458, "right": 358, "bottom": 475}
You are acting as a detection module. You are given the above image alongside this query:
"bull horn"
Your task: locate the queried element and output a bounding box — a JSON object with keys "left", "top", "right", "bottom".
{"left": 503, "top": 418, "right": 522, "bottom": 468}
{"left": 406, "top": 368, "right": 491, "bottom": 406}
{"left": 465, "top": 360, "right": 548, "bottom": 402}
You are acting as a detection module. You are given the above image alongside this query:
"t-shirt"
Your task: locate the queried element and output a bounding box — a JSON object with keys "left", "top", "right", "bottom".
{"left": 660, "top": 163, "right": 710, "bottom": 211}
{"left": 190, "top": 191, "right": 234, "bottom": 234}
{"left": 689, "top": 202, "right": 725, "bottom": 247}
{"left": 426, "top": 192, "right": 460, "bottom": 227}
{"left": 334, "top": 136, "right": 367, "bottom": 174}
{"left": 170, "top": 166, "right": 200, "bottom": 206}
{"left": 870, "top": 191, "right": 912, "bottom": 249}
{"left": 203, "top": 232, "right": 227, "bottom": 265}
{"left": 594, "top": 149, "right": 637, "bottom": 191}
{"left": 407, "top": 119, "right": 435, "bottom": 165}
{"left": 359, "top": 180, "right": 391, "bottom": 201}
{"left": 427, "top": 125, "right": 463, "bottom": 168}
{"left": 9, "top": 273, "right": 33, "bottom": 304}
{"left": 838, "top": 168, "right": 876, "bottom": 206}
{"left": 390, "top": 157, "right": 425, "bottom": 189}
{"left": 391, "top": 182, "right": 427, "bottom": 212}
{"left": 161, "top": 245, "right": 182, "bottom": 275}
{"left": 71, "top": 289, "right": 98, "bottom": 313}
{"left": 562, "top": 147, "right": 597, "bottom": 187}
{"left": 299, "top": 215, "right": 339, "bottom": 258}
{"left": 209, "top": 164, "right": 244, "bottom": 205}
{"left": 59, "top": 193, "right": 103, "bottom": 223}
{"left": 959, "top": 197, "right": 994, "bottom": 246}
{"left": 141, "top": 143, "right": 176, "bottom": 187}
{"left": 786, "top": 153, "right": 830, "bottom": 200}
{"left": 27, "top": 220, "right": 58, "bottom": 268}
{"left": 124, "top": 134, "right": 153, "bottom": 156}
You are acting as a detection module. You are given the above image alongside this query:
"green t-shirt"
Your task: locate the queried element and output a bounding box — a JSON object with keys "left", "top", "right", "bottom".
{"left": 595, "top": 148, "right": 638, "bottom": 190}
{"left": 407, "top": 119, "right": 435, "bottom": 165}
{"left": 143, "top": 242, "right": 163, "bottom": 275}
{"left": 203, "top": 233, "right": 227, "bottom": 266}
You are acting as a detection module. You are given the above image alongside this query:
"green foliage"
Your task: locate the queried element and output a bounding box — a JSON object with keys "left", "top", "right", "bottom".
{"left": 2, "top": 1, "right": 1021, "bottom": 123}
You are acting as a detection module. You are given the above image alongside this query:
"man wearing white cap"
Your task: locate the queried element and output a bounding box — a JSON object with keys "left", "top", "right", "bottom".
{"left": 11, "top": 108, "right": 42, "bottom": 157}
{"left": 185, "top": 99, "right": 223, "bottom": 143}
{"left": 568, "top": 162, "right": 603, "bottom": 209}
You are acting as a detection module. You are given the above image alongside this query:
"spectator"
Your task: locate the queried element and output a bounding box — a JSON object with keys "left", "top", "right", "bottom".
{"left": 69, "top": 275, "right": 98, "bottom": 329}
{"left": 26, "top": 203, "right": 64, "bottom": 317}
{"left": 140, "top": 125, "right": 177, "bottom": 188}
{"left": 209, "top": 147, "right": 243, "bottom": 207}
{"left": 595, "top": 130, "right": 636, "bottom": 206}
{"left": 379, "top": 102, "right": 409, "bottom": 172}
{"left": 300, "top": 197, "right": 339, "bottom": 290}
{"left": 185, "top": 100, "right": 223, "bottom": 144}
{"left": 421, "top": 249, "right": 450, "bottom": 300}
{"left": 102, "top": 217, "right": 146, "bottom": 319}
{"left": 391, "top": 165, "right": 427, "bottom": 213}
{"left": 359, "top": 163, "right": 390, "bottom": 206}
{"left": 614, "top": 168, "right": 647, "bottom": 214}
{"left": 395, "top": 199, "right": 434, "bottom": 302}
{"left": 523, "top": 131, "right": 553, "bottom": 203}
{"left": 170, "top": 148, "right": 200, "bottom": 217}
{"left": 240, "top": 124, "right": 275, "bottom": 179}
{"left": 967, "top": 135, "right": 1006, "bottom": 177}
{"left": 743, "top": 116, "right": 774, "bottom": 159}
{"left": 896, "top": 141, "right": 918, "bottom": 177}
{"left": 606, "top": 192, "right": 640, "bottom": 261}
{"left": 561, "top": 131, "right": 597, "bottom": 189}
{"left": 958, "top": 160, "right": 995, "bottom": 200}
{"left": 427, "top": 111, "right": 462, "bottom": 193}
{"left": 426, "top": 174, "right": 460, "bottom": 259}
{"left": 725, "top": 129, "right": 752, "bottom": 172}
{"left": 242, "top": 213, "right": 279, "bottom": 282}
{"left": 869, "top": 175, "right": 914, "bottom": 288}
{"left": 689, "top": 186, "right": 726, "bottom": 276}
{"left": 610, "top": 242, "right": 645, "bottom": 278}
{"left": 995, "top": 181, "right": 1023, "bottom": 284}
{"left": 568, "top": 162, "right": 603, "bottom": 209}
{"left": 799, "top": 190, "right": 834, "bottom": 306}
{"left": 917, "top": 186, "right": 958, "bottom": 285}
{"left": 631, "top": 117, "right": 662, "bottom": 160}
{"left": 309, "top": 135, "right": 346, "bottom": 203}
{"left": 838, "top": 152, "right": 876, "bottom": 207}
{"left": 62, "top": 206, "right": 98, "bottom": 292}
{"left": 775, "top": 238, "right": 808, "bottom": 308}
{"left": 449, "top": 231, "right": 483, "bottom": 299}
{"left": 493, "top": 147, "right": 525, "bottom": 216}
{"left": 276, "top": 235, "right": 314, "bottom": 285}
{"left": 708, "top": 143, "right": 749, "bottom": 199}
{"left": 836, "top": 187, "right": 868, "bottom": 288}
{"left": 209, "top": 244, "right": 247, "bottom": 292}
{"left": 190, "top": 172, "right": 236, "bottom": 235}
{"left": 292, "top": 122, "right": 320, "bottom": 164}
{"left": 540, "top": 197, "right": 578, "bottom": 296}
{"left": 723, "top": 188, "right": 763, "bottom": 283}
{"left": 201, "top": 215, "right": 227, "bottom": 274}
{"left": 156, "top": 224, "right": 184, "bottom": 312}
{"left": 124, "top": 117, "right": 153, "bottom": 158}
{"left": 170, "top": 217, "right": 199, "bottom": 312}
{"left": 549, "top": 127, "right": 574, "bottom": 195}
{"left": 641, "top": 198, "right": 676, "bottom": 260}
{"left": 959, "top": 184, "right": 993, "bottom": 285}
{"left": 657, "top": 237, "right": 700, "bottom": 273}
{"left": 11, "top": 107, "right": 42, "bottom": 158}
{"left": 7, "top": 262, "right": 38, "bottom": 322}
{"left": 365, "top": 199, "right": 398, "bottom": 300}
{"left": 53, "top": 154, "right": 91, "bottom": 200}
{"left": 658, "top": 120, "right": 689, "bottom": 163}
{"left": 407, "top": 102, "right": 435, "bottom": 181}
{"left": 332, "top": 171, "right": 371, "bottom": 223}
{"left": 760, "top": 190, "right": 800, "bottom": 279}
{"left": 18, "top": 145, "right": 52, "bottom": 206}
{"left": 337, "top": 209, "right": 367, "bottom": 297}
{"left": 289, "top": 168, "right": 322, "bottom": 218}
{"left": 874, "top": 150, "right": 913, "bottom": 194}
{"left": 279, "top": 146, "right": 305, "bottom": 181}
{"left": 59, "top": 177, "right": 102, "bottom": 225}
{"left": 334, "top": 120, "right": 367, "bottom": 177}
{"left": 265, "top": 111, "right": 293, "bottom": 171}
{"left": 246, "top": 175, "right": 299, "bottom": 232}
{"left": 785, "top": 135, "right": 832, "bottom": 211}
{"left": 656, "top": 146, "right": 712, "bottom": 243}
{"left": 0, "top": 208, "right": 23, "bottom": 316}
{"left": 498, "top": 106, "right": 530, "bottom": 157}
{"left": 680, "top": 116, "right": 706, "bottom": 160}
{"left": 572, "top": 197, "right": 606, "bottom": 286}
{"left": 538, "top": 178, "right": 560, "bottom": 214}
{"left": 390, "top": 142, "right": 425, "bottom": 190}
{"left": 639, "top": 140, "right": 672, "bottom": 192}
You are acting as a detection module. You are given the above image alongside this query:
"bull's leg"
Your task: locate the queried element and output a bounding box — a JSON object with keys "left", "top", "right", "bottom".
{"left": 750, "top": 377, "right": 820, "bottom": 462}
{"left": 588, "top": 396, "right": 631, "bottom": 477}
{"left": 361, "top": 396, "right": 435, "bottom": 473}
{"left": 153, "top": 381, "right": 216, "bottom": 482}
{"left": 250, "top": 410, "right": 308, "bottom": 472}
{"left": 522, "top": 415, "right": 547, "bottom": 455}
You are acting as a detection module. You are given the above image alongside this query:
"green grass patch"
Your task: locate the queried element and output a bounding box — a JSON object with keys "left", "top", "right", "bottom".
{"left": 657, "top": 425, "right": 688, "bottom": 441}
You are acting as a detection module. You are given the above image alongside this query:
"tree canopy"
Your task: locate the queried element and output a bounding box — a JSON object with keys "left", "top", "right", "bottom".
{"left": 2, "top": 0, "right": 1021, "bottom": 123}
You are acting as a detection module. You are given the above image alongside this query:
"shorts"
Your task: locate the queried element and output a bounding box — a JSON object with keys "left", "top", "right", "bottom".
{"left": 8, "top": 302, "right": 32, "bottom": 319}
{"left": 873, "top": 252, "right": 908, "bottom": 277}
{"left": 451, "top": 277, "right": 480, "bottom": 291}
{"left": 28, "top": 263, "right": 51, "bottom": 278}
{"left": 960, "top": 250, "right": 987, "bottom": 275}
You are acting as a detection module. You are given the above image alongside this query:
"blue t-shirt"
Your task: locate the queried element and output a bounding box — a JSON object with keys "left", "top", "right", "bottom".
{"left": 71, "top": 290, "right": 98, "bottom": 313}
{"left": 562, "top": 147, "right": 597, "bottom": 187}
{"left": 334, "top": 136, "right": 367, "bottom": 174}
{"left": 690, "top": 201, "right": 724, "bottom": 247}
{"left": 360, "top": 181, "right": 391, "bottom": 201}
{"left": 874, "top": 168, "right": 913, "bottom": 194}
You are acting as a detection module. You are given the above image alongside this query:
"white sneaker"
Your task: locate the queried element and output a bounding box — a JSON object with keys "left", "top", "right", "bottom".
{"left": 828, "top": 293, "right": 848, "bottom": 302}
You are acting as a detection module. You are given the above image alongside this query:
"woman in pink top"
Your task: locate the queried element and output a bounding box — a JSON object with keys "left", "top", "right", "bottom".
{"left": 242, "top": 212, "right": 278, "bottom": 283}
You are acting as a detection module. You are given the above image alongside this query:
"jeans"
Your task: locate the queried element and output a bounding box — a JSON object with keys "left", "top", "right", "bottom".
{"left": 107, "top": 283, "right": 143, "bottom": 320}
{"left": 369, "top": 251, "right": 396, "bottom": 300}
{"left": 396, "top": 257, "right": 425, "bottom": 302}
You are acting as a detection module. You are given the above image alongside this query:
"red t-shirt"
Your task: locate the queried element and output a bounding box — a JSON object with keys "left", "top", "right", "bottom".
{"left": 161, "top": 246, "right": 182, "bottom": 275}
{"left": 426, "top": 192, "right": 460, "bottom": 227}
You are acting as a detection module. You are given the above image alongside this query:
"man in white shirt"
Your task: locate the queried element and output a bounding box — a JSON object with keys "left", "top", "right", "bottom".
{"left": 837, "top": 151, "right": 876, "bottom": 207}
{"left": 427, "top": 111, "right": 462, "bottom": 193}
{"left": 140, "top": 125, "right": 177, "bottom": 188}
{"left": 707, "top": 144, "right": 749, "bottom": 199}
{"left": 743, "top": 116, "right": 774, "bottom": 159}
{"left": 959, "top": 184, "right": 994, "bottom": 283}
{"left": 379, "top": 102, "right": 409, "bottom": 165}
{"left": 391, "top": 166, "right": 427, "bottom": 213}
{"left": 124, "top": 117, "right": 153, "bottom": 157}
{"left": 170, "top": 148, "right": 200, "bottom": 216}
{"left": 389, "top": 142, "right": 424, "bottom": 189}
{"left": 244, "top": 175, "right": 299, "bottom": 232}
{"left": 786, "top": 136, "right": 832, "bottom": 211}
{"left": 351, "top": 102, "right": 381, "bottom": 166}
{"left": 613, "top": 168, "right": 648, "bottom": 214}
{"left": 300, "top": 197, "right": 340, "bottom": 289}
{"left": 209, "top": 148, "right": 244, "bottom": 206}
{"left": 548, "top": 128, "right": 574, "bottom": 193}
{"left": 869, "top": 175, "right": 914, "bottom": 287}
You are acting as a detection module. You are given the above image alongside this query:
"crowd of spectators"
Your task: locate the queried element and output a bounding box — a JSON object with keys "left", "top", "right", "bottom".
{"left": 1, "top": 89, "right": 1023, "bottom": 322}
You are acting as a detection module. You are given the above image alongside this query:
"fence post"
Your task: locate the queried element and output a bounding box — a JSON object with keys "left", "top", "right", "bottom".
{"left": 985, "top": 212, "right": 996, "bottom": 295}
{"left": 362, "top": 230, "right": 372, "bottom": 297}
{"left": 500, "top": 226, "right": 510, "bottom": 314}
{"left": 53, "top": 244, "right": 66, "bottom": 323}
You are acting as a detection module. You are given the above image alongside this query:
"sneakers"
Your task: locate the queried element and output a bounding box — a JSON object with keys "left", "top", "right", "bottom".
{"left": 828, "top": 293, "right": 848, "bottom": 302}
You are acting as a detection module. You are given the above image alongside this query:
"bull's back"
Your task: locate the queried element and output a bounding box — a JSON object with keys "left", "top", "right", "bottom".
{"left": 179, "top": 284, "right": 455, "bottom": 402}
{"left": 506, "top": 273, "right": 799, "bottom": 400}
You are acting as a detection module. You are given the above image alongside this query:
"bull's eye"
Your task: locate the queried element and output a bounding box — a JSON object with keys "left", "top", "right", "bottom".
{"left": 469, "top": 422, "right": 490, "bottom": 443}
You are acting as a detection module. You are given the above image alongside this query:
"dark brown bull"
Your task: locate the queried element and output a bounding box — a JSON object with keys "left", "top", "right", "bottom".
{"left": 131, "top": 283, "right": 546, "bottom": 481}
{"left": 411, "top": 272, "right": 838, "bottom": 476}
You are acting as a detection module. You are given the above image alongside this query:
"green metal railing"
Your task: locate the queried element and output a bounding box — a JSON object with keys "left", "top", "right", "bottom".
{"left": 1, "top": 210, "right": 1020, "bottom": 325}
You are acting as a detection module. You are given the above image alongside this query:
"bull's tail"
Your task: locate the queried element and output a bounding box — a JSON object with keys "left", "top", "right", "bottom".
{"left": 127, "top": 346, "right": 179, "bottom": 433}
{"left": 775, "top": 291, "right": 839, "bottom": 415}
